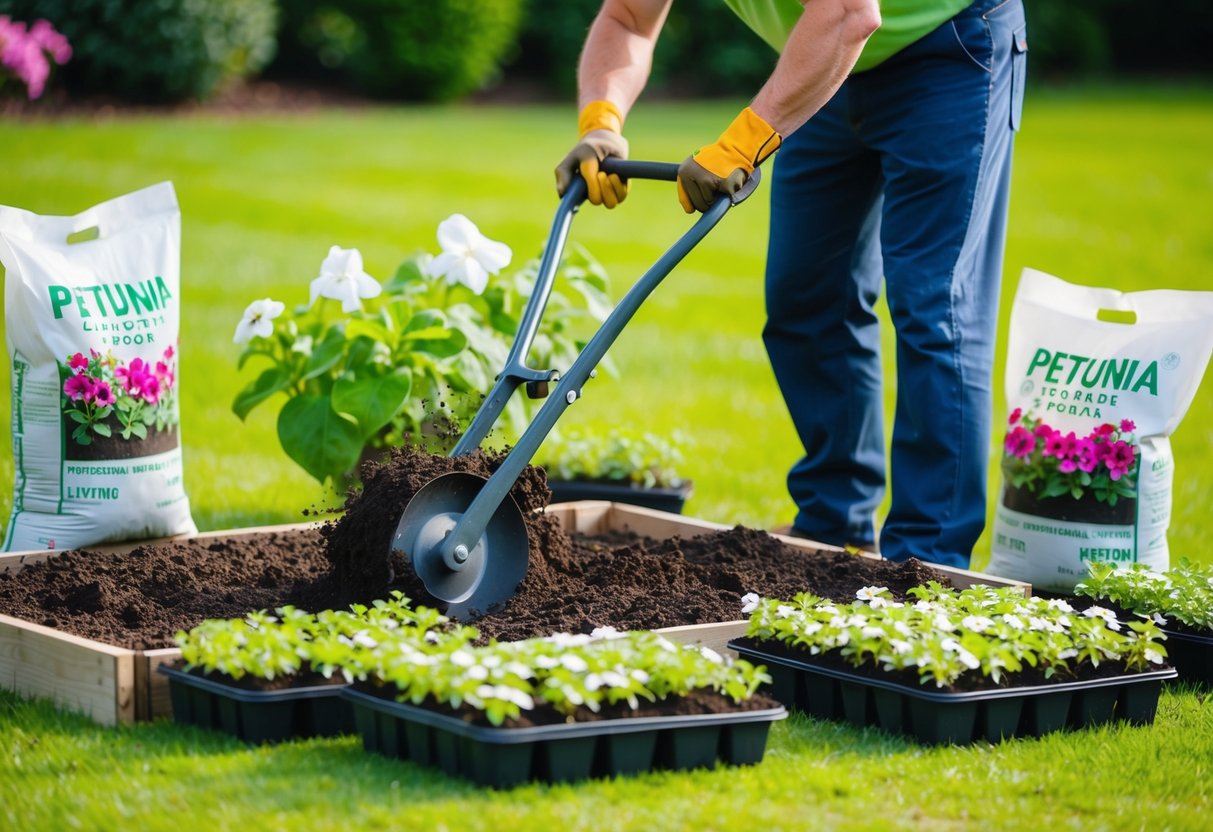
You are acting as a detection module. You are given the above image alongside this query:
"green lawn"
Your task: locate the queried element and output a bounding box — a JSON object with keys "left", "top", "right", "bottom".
{"left": 1, "top": 86, "right": 1212, "bottom": 829}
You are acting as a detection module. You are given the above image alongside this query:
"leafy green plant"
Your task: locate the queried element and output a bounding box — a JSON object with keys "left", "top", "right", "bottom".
{"left": 1001, "top": 408, "right": 1139, "bottom": 506}
{"left": 231, "top": 214, "right": 612, "bottom": 485}
{"left": 175, "top": 592, "right": 474, "bottom": 683}
{"left": 540, "top": 429, "right": 689, "bottom": 489}
{"left": 370, "top": 626, "right": 770, "bottom": 727}
{"left": 743, "top": 582, "right": 1168, "bottom": 688}
{"left": 1075, "top": 560, "right": 1213, "bottom": 632}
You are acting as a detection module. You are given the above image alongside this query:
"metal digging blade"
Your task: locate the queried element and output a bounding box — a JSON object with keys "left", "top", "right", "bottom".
{"left": 391, "top": 472, "right": 528, "bottom": 620}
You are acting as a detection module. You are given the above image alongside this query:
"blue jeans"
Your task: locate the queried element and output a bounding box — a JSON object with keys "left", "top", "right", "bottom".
{"left": 763, "top": 0, "right": 1027, "bottom": 567}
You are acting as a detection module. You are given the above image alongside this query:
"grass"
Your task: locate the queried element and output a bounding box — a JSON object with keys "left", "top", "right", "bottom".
{"left": 2, "top": 683, "right": 1211, "bottom": 831}
{"left": 1, "top": 85, "right": 1212, "bottom": 828}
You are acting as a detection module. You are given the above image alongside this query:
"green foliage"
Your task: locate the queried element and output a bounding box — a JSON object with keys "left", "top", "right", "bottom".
{"left": 744, "top": 583, "right": 1169, "bottom": 687}
{"left": 0, "top": 0, "right": 278, "bottom": 102}
{"left": 540, "top": 429, "right": 689, "bottom": 489}
{"left": 1075, "top": 560, "right": 1213, "bottom": 631}
{"left": 231, "top": 220, "right": 612, "bottom": 486}
{"left": 274, "top": 0, "right": 523, "bottom": 101}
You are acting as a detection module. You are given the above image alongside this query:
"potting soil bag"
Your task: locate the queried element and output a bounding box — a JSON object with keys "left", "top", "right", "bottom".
{"left": 0, "top": 182, "right": 197, "bottom": 551}
{"left": 986, "top": 268, "right": 1213, "bottom": 592}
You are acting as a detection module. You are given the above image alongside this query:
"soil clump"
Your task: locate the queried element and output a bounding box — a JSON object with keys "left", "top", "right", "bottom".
{"left": 0, "top": 448, "right": 951, "bottom": 649}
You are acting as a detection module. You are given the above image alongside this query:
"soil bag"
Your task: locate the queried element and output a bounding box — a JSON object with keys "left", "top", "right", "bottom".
{"left": 986, "top": 268, "right": 1213, "bottom": 592}
{"left": 1, "top": 182, "right": 196, "bottom": 551}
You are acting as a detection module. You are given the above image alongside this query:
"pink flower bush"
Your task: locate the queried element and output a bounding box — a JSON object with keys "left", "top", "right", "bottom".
{"left": 0, "top": 16, "right": 71, "bottom": 100}
{"left": 1002, "top": 410, "right": 1140, "bottom": 506}
{"left": 61, "top": 346, "right": 179, "bottom": 445}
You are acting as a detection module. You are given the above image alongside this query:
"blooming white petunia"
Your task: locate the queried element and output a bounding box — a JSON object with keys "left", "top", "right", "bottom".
{"left": 961, "top": 615, "right": 995, "bottom": 634}
{"left": 291, "top": 334, "right": 314, "bottom": 356}
{"left": 309, "top": 245, "right": 382, "bottom": 312}
{"left": 856, "top": 586, "right": 889, "bottom": 603}
{"left": 425, "top": 214, "right": 512, "bottom": 295}
{"left": 233, "top": 298, "right": 285, "bottom": 344}
{"left": 740, "top": 592, "right": 761, "bottom": 614}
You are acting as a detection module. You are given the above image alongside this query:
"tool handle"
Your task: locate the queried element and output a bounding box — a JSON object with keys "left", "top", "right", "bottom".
{"left": 600, "top": 158, "right": 679, "bottom": 181}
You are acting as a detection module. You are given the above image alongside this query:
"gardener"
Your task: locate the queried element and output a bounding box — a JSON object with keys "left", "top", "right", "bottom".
{"left": 554, "top": 0, "right": 1027, "bottom": 568}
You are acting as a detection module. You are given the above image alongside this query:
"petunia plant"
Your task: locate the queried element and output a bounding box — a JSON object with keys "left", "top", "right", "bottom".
{"left": 232, "top": 215, "right": 613, "bottom": 485}
{"left": 743, "top": 582, "right": 1168, "bottom": 688}
{"left": 0, "top": 16, "right": 71, "bottom": 100}
{"left": 61, "top": 346, "right": 179, "bottom": 445}
{"left": 1001, "top": 408, "right": 1139, "bottom": 506}
{"left": 1075, "top": 560, "right": 1213, "bottom": 633}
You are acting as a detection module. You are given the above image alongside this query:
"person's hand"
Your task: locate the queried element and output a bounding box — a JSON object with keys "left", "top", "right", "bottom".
{"left": 677, "top": 107, "right": 782, "bottom": 213}
{"left": 555, "top": 100, "right": 630, "bottom": 208}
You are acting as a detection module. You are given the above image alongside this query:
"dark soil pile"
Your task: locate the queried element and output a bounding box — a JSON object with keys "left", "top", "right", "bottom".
{"left": 0, "top": 448, "right": 951, "bottom": 649}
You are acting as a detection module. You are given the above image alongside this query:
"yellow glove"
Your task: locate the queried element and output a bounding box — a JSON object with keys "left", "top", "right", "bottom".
{"left": 677, "top": 107, "right": 782, "bottom": 213}
{"left": 554, "top": 100, "right": 630, "bottom": 208}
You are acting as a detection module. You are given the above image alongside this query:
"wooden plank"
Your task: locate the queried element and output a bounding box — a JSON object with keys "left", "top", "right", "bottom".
{"left": 137, "top": 647, "right": 182, "bottom": 722}
{"left": 0, "top": 613, "right": 135, "bottom": 726}
{"left": 654, "top": 621, "right": 748, "bottom": 659}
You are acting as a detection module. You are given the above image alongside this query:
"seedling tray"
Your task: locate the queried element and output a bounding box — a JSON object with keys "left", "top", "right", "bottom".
{"left": 343, "top": 687, "right": 786, "bottom": 788}
{"left": 158, "top": 664, "right": 354, "bottom": 744}
{"left": 1162, "top": 629, "right": 1213, "bottom": 685}
{"left": 729, "top": 639, "right": 1176, "bottom": 745}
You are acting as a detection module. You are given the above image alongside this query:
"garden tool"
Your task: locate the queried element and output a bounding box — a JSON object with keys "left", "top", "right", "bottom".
{"left": 392, "top": 159, "right": 761, "bottom": 620}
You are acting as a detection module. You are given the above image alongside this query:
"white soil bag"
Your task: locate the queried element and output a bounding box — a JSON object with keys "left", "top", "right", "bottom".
{"left": 1, "top": 182, "right": 196, "bottom": 551}
{"left": 987, "top": 268, "right": 1213, "bottom": 592}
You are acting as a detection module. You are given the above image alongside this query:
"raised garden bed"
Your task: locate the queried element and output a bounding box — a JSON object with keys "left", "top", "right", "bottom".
{"left": 0, "top": 452, "right": 1028, "bottom": 725}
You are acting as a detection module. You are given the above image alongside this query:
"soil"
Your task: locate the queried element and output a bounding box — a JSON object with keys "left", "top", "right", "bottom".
{"left": 0, "top": 447, "right": 952, "bottom": 650}
{"left": 66, "top": 423, "right": 180, "bottom": 461}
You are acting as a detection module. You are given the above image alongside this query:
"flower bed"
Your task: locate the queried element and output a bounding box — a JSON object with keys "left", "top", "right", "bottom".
{"left": 729, "top": 584, "right": 1175, "bottom": 743}
{"left": 1076, "top": 560, "right": 1213, "bottom": 684}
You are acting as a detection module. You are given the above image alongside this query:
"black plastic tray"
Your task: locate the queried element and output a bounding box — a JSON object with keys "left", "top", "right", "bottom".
{"left": 729, "top": 639, "right": 1175, "bottom": 745}
{"left": 342, "top": 687, "right": 785, "bottom": 787}
{"left": 1162, "top": 628, "right": 1213, "bottom": 685}
{"left": 159, "top": 664, "right": 355, "bottom": 744}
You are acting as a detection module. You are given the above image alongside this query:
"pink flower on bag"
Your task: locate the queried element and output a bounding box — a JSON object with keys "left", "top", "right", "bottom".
{"left": 91, "top": 381, "right": 115, "bottom": 407}
{"left": 1004, "top": 426, "right": 1035, "bottom": 459}
{"left": 1105, "top": 441, "right": 1137, "bottom": 481}
{"left": 68, "top": 352, "right": 89, "bottom": 371}
{"left": 1074, "top": 438, "right": 1100, "bottom": 473}
{"left": 155, "top": 360, "right": 175, "bottom": 390}
{"left": 1007, "top": 407, "right": 1022, "bottom": 425}
{"left": 63, "top": 373, "right": 93, "bottom": 401}
{"left": 1119, "top": 418, "right": 1136, "bottom": 433}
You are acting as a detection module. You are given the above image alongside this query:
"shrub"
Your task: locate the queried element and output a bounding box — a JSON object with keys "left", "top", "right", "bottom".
{"left": 0, "top": 0, "right": 278, "bottom": 102}
{"left": 275, "top": 0, "right": 523, "bottom": 101}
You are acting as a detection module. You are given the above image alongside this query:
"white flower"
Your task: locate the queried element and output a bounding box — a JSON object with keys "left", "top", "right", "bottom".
{"left": 534, "top": 655, "right": 560, "bottom": 670}
{"left": 861, "top": 626, "right": 885, "bottom": 640}
{"left": 1150, "top": 612, "right": 1169, "bottom": 626}
{"left": 961, "top": 615, "right": 994, "bottom": 634}
{"left": 889, "top": 639, "right": 913, "bottom": 656}
{"left": 856, "top": 586, "right": 889, "bottom": 603}
{"left": 957, "top": 650, "right": 981, "bottom": 670}
{"left": 1002, "top": 614, "right": 1026, "bottom": 631}
{"left": 425, "top": 214, "right": 512, "bottom": 295}
{"left": 590, "top": 626, "right": 625, "bottom": 640}
{"left": 233, "top": 298, "right": 284, "bottom": 344}
{"left": 309, "top": 245, "right": 381, "bottom": 312}
{"left": 449, "top": 650, "right": 474, "bottom": 667}
{"left": 1145, "top": 649, "right": 1165, "bottom": 665}
{"left": 775, "top": 604, "right": 796, "bottom": 619}
{"left": 290, "top": 334, "right": 314, "bottom": 356}
{"left": 466, "top": 665, "right": 489, "bottom": 681}
{"left": 560, "top": 654, "right": 588, "bottom": 673}
{"left": 699, "top": 647, "right": 723, "bottom": 664}
{"left": 740, "top": 592, "right": 761, "bottom": 614}
{"left": 932, "top": 614, "right": 956, "bottom": 632}
{"left": 1047, "top": 598, "right": 1075, "bottom": 613}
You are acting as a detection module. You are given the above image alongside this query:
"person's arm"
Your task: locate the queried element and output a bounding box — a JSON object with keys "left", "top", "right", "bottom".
{"left": 677, "top": 0, "right": 881, "bottom": 213}
{"left": 554, "top": 0, "right": 673, "bottom": 207}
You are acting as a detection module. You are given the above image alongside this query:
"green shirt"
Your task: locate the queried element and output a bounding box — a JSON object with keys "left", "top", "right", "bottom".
{"left": 723, "top": 0, "right": 972, "bottom": 73}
